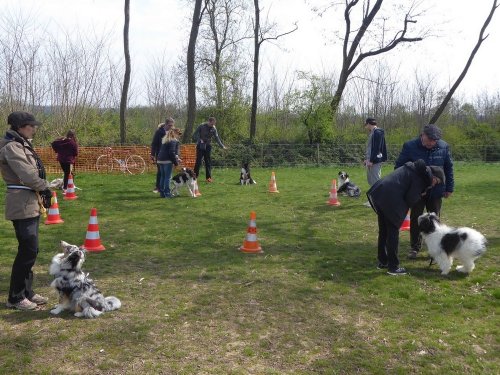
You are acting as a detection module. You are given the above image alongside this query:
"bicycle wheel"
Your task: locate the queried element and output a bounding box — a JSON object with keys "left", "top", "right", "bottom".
{"left": 126, "top": 155, "right": 146, "bottom": 174}
{"left": 96, "top": 155, "right": 113, "bottom": 173}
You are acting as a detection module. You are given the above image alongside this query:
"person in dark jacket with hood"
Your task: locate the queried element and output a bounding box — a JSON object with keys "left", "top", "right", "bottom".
{"left": 150, "top": 118, "right": 174, "bottom": 193}
{"left": 51, "top": 130, "right": 78, "bottom": 190}
{"left": 363, "top": 117, "right": 387, "bottom": 206}
{"left": 367, "top": 159, "right": 445, "bottom": 275}
{"left": 157, "top": 127, "right": 182, "bottom": 198}
{"left": 394, "top": 124, "right": 454, "bottom": 259}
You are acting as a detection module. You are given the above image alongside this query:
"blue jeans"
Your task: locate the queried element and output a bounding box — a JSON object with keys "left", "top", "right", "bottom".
{"left": 159, "top": 163, "right": 173, "bottom": 197}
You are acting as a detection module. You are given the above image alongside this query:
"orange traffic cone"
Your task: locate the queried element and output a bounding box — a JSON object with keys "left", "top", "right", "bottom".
{"left": 45, "top": 191, "right": 64, "bottom": 225}
{"left": 63, "top": 174, "right": 78, "bottom": 200}
{"left": 326, "top": 179, "right": 341, "bottom": 206}
{"left": 240, "top": 211, "right": 263, "bottom": 254}
{"left": 193, "top": 180, "right": 201, "bottom": 197}
{"left": 268, "top": 171, "right": 279, "bottom": 193}
{"left": 82, "top": 208, "right": 105, "bottom": 252}
{"left": 400, "top": 211, "right": 411, "bottom": 231}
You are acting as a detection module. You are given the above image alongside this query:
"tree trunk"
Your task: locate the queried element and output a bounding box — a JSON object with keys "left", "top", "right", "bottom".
{"left": 183, "top": 0, "right": 204, "bottom": 143}
{"left": 119, "top": 0, "right": 131, "bottom": 144}
{"left": 430, "top": 0, "right": 498, "bottom": 124}
{"left": 249, "top": 0, "right": 260, "bottom": 141}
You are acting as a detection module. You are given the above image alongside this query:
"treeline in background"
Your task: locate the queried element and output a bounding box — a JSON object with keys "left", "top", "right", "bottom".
{"left": 0, "top": 11, "right": 499, "bottom": 160}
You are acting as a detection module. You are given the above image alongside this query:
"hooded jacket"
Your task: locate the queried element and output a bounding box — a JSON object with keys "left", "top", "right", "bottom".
{"left": 367, "top": 160, "right": 433, "bottom": 228}
{"left": 51, "top": 137, "right": 78, "bottom": 163}
{"left": 0, "top": 130, "right": 50, "bottom": 220}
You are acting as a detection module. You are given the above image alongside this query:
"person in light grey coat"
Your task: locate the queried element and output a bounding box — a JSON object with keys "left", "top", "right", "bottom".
{"left": 0, "top": 112, "right": 51, "bottom": 310}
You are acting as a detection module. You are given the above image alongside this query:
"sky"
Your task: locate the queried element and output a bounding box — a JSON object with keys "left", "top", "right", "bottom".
{"left": 2, "top": 0, "right": 500, "bottom": 103}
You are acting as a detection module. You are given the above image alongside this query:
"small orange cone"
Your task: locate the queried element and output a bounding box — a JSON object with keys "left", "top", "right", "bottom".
{"left": 400, "top": 211, "right": 411, "bottom": 231}
{"left": 326, "top": 179, "right": 341, "bottom": 206}
{"left": 45, "top": 191, "right": 64, "bottom": 225}
{"left": 63, "top": 174, "right": 78, "bottom": 200}
{"left": 268, "top": 171, "right": 279, "bottom": 193}
{"left": 240, "top": 211, "right": 263, "bottom": 254}
{"left": 82, "top": 208, "right": 105, "bottom": 252}
{"left": 193, "top": 180, "right": 201, "bottom": 197}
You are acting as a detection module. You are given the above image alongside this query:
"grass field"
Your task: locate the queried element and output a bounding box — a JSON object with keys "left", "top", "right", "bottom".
{"left": 0, "top": 164, "right": 499, "bottom": 374}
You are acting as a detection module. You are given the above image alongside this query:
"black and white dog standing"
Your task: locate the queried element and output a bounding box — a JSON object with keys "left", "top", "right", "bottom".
{"left": 171, "top": 167, "right": 197, "bottom": 197}
{"left": 337, "top": 171, "right": 361, "bottom": 197}
{"left": 240, "top": 162, "right": 256, "bottom": 185}
{"left": 418, "top": 213, "right": 487, "bottom": 275}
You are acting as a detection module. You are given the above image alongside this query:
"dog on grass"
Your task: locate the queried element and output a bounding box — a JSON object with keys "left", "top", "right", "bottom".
{"left": 337, "top": 171, "right": 361, "bottom": 197}
{"left": 418, "top": 213, "right": 487, "bottom": 275}
{"left": 240, "top": 162, "right": 256, "bottom": 185}
{"left": 49, "top": 241, "right": 121, "bottom": 318}
{"left": 171, "top": 167, "right": 197, "bottom": 197}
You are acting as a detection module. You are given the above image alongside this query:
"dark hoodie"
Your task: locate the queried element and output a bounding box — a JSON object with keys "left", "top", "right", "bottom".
{"left": 51, "top": 137, "right": 78, "bottom": 163}
{"left": 367, "top": 160, "right": 436, "bottom": 228}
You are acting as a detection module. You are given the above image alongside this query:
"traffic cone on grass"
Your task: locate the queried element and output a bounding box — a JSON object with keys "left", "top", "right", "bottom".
{"left": 240, "top": 211, "right": 263, "bottom": 254}
{"left": 82, "top": 208, "right": 105, "bottom": 252}
{"left": 400, "top": 211, "right": 411, "bottom": 231}
{"left": 45, "top": 191, "right": 64, "bottom": 225}
{"left": 326, "top": 179, "right": 341, "bottom": 206}
{"left": 63, "top": 174, "right": 78, "bottom": 200}
{"left": 268, "top": 171, "right": 279, "bottom": 193}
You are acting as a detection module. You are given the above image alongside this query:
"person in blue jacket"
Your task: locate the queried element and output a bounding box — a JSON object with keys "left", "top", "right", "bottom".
{"left": 157, "top": 127, "right": 182, "bottom": 198}
{"left": 363, "top": 117, "right": 387, "bottom": 206}
{"left": 150, "top": 118, "right": 174, "bottom": 193}
{"left": 367, "top": 160, "right": 445, "bottom": 275}
{"left": 394, "top": 124, "right": 454, "bottom": 259}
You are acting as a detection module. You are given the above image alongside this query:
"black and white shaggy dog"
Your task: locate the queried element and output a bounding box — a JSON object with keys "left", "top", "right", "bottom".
{"left": 171, "top": 167, "right": 197, "bottom": 197}
{"left": 337, "top": 171, "right": 361, "bottom": 197}
{"left": 49, "top": 241, "right": 121, "bottom": 318}
{"left": 418, "top": 213, "right": 487, "bottom": 275}
{"left": 240, "top": 162, "right": 256, "bottom": 185}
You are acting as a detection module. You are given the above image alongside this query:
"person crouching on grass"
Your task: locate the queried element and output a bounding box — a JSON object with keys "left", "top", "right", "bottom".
{"left": 366, "top": 159, "right": 445, "bottom": 276}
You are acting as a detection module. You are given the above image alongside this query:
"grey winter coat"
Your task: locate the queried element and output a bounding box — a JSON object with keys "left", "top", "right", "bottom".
{"left": 0, "top": 130, "right": 49, "bottom": 220}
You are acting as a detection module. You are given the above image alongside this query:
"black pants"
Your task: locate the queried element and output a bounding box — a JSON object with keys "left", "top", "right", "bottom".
{"left": 194, "top": 143, "right": 212, "bottom": 179}
{"left": 410, "top": 197, "right": 442, "bottom": 252}
{"left": 155, "top": 163, "right": 161, "bottom": 190}
{"left": 9, "top": 216, "right": 40, "bottom": 304}
{"left": 377, "top": 212, "right": 400, "bottom": 270}
{"left": 59, "top": 162, "right": 72, "bottom": 189}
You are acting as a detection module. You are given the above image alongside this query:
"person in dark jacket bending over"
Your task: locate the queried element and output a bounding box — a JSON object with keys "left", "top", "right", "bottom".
{"left": 192, "top": 117, "right": 226, "bottom": 182}
{"left": 150, "top": 118, "right": 174, "bottom": 193}
{"left": 363, "top": 117, "right": 387, "bottom": 206}
{"left": 367, "top": 160, "right": 445, "bottom": 275}
{"left": 394, "top": 124, "right": 454, "bottom": 259}
{"left": 51, "top": 129, "right": 78, "bottom": 191}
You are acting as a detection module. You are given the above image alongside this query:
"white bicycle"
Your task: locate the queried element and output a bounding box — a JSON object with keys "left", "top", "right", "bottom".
{"left": 95, "top": 147, "right": 146, "bottom": 174}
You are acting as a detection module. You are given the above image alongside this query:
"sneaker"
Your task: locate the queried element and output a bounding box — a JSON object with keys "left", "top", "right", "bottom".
{"left": 377, "top": 263, "right": 388, "bottom": 270}
{"left": 153, "top": 189, "right": 159, "bottom": 193}
{"left": 206, "top": 178, "right": 213, "bottom": 183}
{"left": 29, "top": 294, "right": 48, "bottom": 305}
{"left": 387, "top": 267, "right": 408, "bottom": 276}
{"left": 363, "top": 201, "right": 371, "bottom": 207}
{"left": 6, "top": 298, "right": 37, "bottom": 310}
{"left": 407, "top": 250, "right": 418, "bottom": 259}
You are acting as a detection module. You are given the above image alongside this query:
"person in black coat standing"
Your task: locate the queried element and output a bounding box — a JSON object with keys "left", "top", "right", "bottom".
{"left": 367, "top": 159, "right": 445, "bottom": 275}
{"left": 192, "top": 117, "right": 226, "bottom": 182}
{"left": 150, "top": 118, "right": 174, "bottom": 193}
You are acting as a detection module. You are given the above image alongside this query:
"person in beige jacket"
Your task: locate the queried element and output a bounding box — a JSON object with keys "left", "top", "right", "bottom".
{"left": 0, "top": 112, "right": 52, "bottom": 310}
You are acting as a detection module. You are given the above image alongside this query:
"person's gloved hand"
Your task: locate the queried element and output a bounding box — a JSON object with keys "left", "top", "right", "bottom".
{"left": 40, "top": 189, "right": 53, "bottom": 209}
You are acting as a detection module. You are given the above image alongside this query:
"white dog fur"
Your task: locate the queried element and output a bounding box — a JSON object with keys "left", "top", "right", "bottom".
{"left": 418, "top": 212, "right": 487, "bottom": 275}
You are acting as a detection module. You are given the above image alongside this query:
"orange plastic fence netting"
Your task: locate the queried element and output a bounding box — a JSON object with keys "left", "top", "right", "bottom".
{"left": 35, "top": 144, "right": 197, "bottom": 174}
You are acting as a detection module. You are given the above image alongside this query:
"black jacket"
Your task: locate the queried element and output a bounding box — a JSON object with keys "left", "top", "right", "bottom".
{"left": 151, "top": 127, "right": 166, "bottom": 158}
{"left": 369, "top": 128, "right": 387, "bottom": 163}
{"left": 367, "top": 160, "right": 433, "bottom": 228}
{"left": 157, "top": 140, "right": 180, "bottom": 166}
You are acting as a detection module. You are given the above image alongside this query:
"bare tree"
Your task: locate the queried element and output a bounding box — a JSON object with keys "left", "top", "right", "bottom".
{"left": 250, "top": 0, "right": 297, "bottom": 141}
{"left": 327, "top": 0, "right": 424, "bottom": 123}
{"left": 119, "top": 0, "right": 131, "bottom": 144}
{"left": 184, "top": 0, "right": 207, "bottom": 143}
{"left": 430, "top": 0, "right": 499, "bottom": 124}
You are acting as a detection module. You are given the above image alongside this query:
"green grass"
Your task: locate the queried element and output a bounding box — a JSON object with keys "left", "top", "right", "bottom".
{"left": 0, "top": 164, "right": 499, "bottom": 374}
